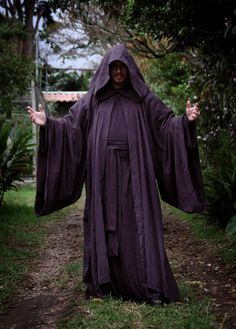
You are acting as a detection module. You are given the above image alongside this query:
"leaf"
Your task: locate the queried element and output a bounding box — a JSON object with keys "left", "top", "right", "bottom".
{"left": 225, "top": 215, "right": 236, "bottom": 236}
{"left": 232, "top": 25, "right": 236, "bottom": 35}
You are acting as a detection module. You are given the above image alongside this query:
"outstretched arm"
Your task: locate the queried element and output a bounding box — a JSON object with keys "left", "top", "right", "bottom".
{"left": 27, "top": 104, "right": 47, "bottom": 127}
{"left": 145, "top": 92, "right": 205, "bottom": 213}
{"left": 28, "top": 96, "right": 90, "bottom": 216}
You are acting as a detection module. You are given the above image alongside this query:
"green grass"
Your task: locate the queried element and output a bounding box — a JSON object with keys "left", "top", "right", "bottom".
{"left": 162, "top": 202, "right": 236, "bottom": 265}
{"left": 58, "top": 282, "right": 216, "bottom": 329}
{"left": 217, "top": 238, "right": 236, "bottom": 264}
{"left": 162, "top": 202, "right": 224, "bottom": 242}
{"left": 0, "top": 184, "right": 80, "bottom": 311}
{"left": 57, "top": 261, "right": 84, "bottom": 290}
{"left": 0, "top": 185, "right": 41, "bottom": 309}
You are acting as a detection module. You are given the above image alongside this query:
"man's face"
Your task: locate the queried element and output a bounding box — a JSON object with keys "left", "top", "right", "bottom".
{"left": 110, "top": 60, "right": 128, "bottom": 89}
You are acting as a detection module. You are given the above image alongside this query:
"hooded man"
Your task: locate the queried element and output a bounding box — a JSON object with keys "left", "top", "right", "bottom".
{"left": 27, "top": 43, "right": 204, "bottom": 305}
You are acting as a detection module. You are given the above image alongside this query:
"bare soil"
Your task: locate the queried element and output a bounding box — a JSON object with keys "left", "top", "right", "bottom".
{"left": 0, "top": 209, "right": 235, "bottom": 329}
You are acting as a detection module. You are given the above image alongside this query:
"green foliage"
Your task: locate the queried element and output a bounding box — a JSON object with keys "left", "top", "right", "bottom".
{"left": 121, "top": 0, "right": 236, "bottom": 55}
{"left": 0, "top": 22, "right": 33, "bottom": 206}
{"left": 198, "top": 128, "right": 236, "bottom": 170}
{"left": 42, "top": 70, "right": 93, "bottom": 116}
{"left": 45, "top": 70, "right": 92, "bottom": 91}
{"left": 204, "top": 166, "right": 236, "bottom": 228}
{"left": 145, "top": 53, "right": 194, "bottom": 114}
{"left": 0, "top": 22, "right": 33, "bottom": 116}
{"left": 0, "top": 121, "right": 33, "bottom": 207}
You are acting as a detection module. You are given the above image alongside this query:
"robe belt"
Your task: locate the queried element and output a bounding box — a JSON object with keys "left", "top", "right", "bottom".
{"left": 105, "top": 140, "right": 129, "bottom": 257}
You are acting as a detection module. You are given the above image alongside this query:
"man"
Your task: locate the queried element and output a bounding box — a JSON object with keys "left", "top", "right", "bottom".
{"left": 27, "top": 43, "right": 204, "bottom": 305}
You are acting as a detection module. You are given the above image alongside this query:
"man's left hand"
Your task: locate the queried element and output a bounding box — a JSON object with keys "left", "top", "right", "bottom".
{"left": 186, "top": 99, "right": 200, "bottom": 122}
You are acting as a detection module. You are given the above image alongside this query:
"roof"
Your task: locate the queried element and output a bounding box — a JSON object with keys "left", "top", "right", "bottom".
{"left": 42, "top": 91, "right": 87, "bottom": 103}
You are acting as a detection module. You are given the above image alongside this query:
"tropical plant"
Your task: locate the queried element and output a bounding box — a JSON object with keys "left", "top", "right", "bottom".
{"left": 0, "top": 120, "right": 34, "bottom": 208}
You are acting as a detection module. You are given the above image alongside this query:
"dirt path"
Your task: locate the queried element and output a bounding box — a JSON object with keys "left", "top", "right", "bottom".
{"left": 0, "top": 209, "right": 235, "bottom": 329}
{"left": 0, "top": 210, "right": 84, "bottom": 329}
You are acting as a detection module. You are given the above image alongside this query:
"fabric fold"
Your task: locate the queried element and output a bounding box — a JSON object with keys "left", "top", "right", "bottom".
{"left": 104, "top": 142, "right": 129, "bottom": 257}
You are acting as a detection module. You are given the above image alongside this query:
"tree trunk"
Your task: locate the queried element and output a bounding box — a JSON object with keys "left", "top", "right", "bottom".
{"left": 23, "top": 0, "right": 36, "bottom": 59}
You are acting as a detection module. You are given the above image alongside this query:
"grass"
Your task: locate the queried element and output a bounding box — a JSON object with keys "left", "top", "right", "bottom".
{"left": 57, "top": 261, "right": 84, "bottom": 290}
{"left": 0, "top": 184, "right": 80, "bottom": 311}
{"left": 0, "top": 185, "right": 41, "bottom": 310}
{"left": 58, "top": 282, "right": 216, "bottom": 329}
{"left": 162, "top": 202, "right": 236, "bottom": 265}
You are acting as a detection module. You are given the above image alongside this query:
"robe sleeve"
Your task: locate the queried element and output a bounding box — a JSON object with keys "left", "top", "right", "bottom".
{"left": 35, "top": 93, "right": 90, "bottom": 216}
{"left": 145, "top": 92, "right": 205, "bottom": 213}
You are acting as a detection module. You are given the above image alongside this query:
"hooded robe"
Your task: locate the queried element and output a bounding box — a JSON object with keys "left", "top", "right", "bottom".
{"left": 35, "top": 44, "right": 205, "bottom": 303}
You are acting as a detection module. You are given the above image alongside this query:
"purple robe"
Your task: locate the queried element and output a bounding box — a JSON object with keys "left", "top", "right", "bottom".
{"left": 35, "top": 44, "right": 205, "bottom": 303}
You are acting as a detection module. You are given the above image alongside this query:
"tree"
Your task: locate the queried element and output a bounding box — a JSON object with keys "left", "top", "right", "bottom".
{"left": 0, "top": 0, "right": 60, "bottom": 58}
{"left": 0, "top": 21, "right": 33, "bottom": 117}
{"left": 41, "top": 1, "right": 170, "bottom": 66}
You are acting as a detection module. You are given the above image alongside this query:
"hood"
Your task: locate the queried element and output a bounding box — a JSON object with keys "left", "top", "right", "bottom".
{"left": 89, "top": 43, "right": 149, "bottom": 98}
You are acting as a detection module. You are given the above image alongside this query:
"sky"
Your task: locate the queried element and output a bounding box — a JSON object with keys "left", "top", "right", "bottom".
{"left": 45, "top": 51, "right": 101, "bottom": 70}
{"left": 38, "top": 16, "right": 103, "bottom": 72}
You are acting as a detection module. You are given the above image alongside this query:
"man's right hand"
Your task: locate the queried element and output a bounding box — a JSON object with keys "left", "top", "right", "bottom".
{"left": 27, "top": 104, "right": 47, "bottom": 127}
